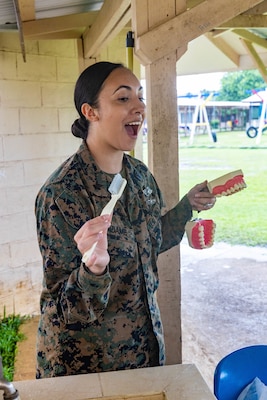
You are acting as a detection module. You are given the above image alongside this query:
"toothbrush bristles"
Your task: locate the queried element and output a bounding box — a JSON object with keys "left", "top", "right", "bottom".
{"left": 109, "top": 173, "right": 125, "bottom": 195}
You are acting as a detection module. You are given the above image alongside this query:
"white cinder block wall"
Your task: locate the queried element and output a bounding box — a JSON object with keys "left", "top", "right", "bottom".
{"left": 0, "top": 29, "right": 140, "bottom": 318}
{"left": 0, "top": 33, "right": 81, "bottom": 317}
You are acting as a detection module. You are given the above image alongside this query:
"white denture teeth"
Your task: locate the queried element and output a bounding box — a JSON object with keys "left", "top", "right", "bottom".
{"left": 198, "top": 225, "right": 205, "bottom": 248}
{"left": 197, "top": 224, "right": 215, "bottom": 248}
{"left": 207, "top": 169, "right": 247, "bottom": 197}
{"left": 185, "top": 219, "right": 216, "bottom": 250}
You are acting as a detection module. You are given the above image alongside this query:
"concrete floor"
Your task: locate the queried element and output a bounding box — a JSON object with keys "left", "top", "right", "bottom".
{"left": 181, "top": 238, "right": 267, "bottom": 391}
{"left": 14, "top": 316, "right": 39, "bottom": 381}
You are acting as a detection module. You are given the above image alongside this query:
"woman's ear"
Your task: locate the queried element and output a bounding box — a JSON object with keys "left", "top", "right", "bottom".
{"left": 81, "top": 103, "right": 99, "bottom": 122}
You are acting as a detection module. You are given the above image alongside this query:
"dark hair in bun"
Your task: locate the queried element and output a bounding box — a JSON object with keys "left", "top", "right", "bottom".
{"left": 71, "top": 61, "right": 124, "bottom": 139}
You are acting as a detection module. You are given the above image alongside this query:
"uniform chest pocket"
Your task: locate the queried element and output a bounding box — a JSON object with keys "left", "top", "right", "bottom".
{"left": 55, "top": 190, "right": 92, "bottom": 230}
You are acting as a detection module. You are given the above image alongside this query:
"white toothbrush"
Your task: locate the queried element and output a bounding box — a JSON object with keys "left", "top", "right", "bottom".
{"left": 82, "top": 173, "right": 127, "bottom": 264}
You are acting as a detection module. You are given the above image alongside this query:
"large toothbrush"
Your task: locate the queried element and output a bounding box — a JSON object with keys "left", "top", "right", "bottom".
{"left": 82, "top": 173, "right": 127, "bottom": 264}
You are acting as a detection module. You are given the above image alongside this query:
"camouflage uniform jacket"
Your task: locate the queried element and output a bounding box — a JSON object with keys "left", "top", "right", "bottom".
{"left": 35, "top": 141, "right": 192, "bottom": 378}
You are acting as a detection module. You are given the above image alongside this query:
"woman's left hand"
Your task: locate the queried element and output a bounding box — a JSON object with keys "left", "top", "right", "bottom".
{"left": 187, "top": 180, "right": 216, "bottom": 212}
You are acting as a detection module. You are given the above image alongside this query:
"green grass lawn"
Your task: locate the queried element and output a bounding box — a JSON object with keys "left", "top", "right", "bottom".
{"left": 178, "top": 129, "right": 267, "bottom": 247}
{"left": 143, "top": 128, "right": 267, "bottom": 247}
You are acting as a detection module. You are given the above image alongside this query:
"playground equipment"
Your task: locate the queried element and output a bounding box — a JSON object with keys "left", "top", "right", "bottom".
{"left": 189, "top": 92, "right": 216, "bottom": 144}
{"left": 245, "top": 88, "right": 267, "bottom": 143}
{"left": 246, "top": 124, "right": 267, "bottom": 138}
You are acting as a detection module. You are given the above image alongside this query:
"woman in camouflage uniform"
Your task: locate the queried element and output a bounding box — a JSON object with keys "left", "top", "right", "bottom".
{"left": 35, "top": 62, "right": 216, "bottom": 378}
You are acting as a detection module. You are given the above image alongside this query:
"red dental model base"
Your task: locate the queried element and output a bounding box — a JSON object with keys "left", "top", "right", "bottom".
{"left": 207, "top": 169, "right": 246, "bottom": 197}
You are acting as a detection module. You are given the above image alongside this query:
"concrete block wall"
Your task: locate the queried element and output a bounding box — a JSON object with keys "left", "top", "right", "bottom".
{"left": 0, "top": 28, "right": 142, "bottom": 318}
{"left": 0, "top": 33, "right": 80, "bottom": 317}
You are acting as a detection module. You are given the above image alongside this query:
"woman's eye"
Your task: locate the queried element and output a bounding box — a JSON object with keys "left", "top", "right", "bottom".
{"left": 117, "top": 96, "right": 145, "bottom": 103}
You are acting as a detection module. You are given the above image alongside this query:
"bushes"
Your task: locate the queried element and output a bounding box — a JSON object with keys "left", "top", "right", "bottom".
{"left": 0, "top": 311, "right": 27, "bottom": 381}
{"left": 210, "top": 119, "right": 220, "bottom": 129}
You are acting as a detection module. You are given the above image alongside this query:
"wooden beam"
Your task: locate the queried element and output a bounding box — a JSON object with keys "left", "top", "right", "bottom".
{"left": 176, "top": 0, "right": 187, "bottom": 14}
{"left": 220, "top": 15, "right": 267, "bottom": 28}
{"left": 206, "top": 32, "right": 240, "bottom": 66}
{"left": 243, "top": 0, "right": 267, "bottom": 14}
{"left": 23, "top": 31, "right": 85, "bottom": 40}
{"left": 17, "top": 0, "right": 35, "bottom": 21}
{"left": 186, "top": 0, "right": 203, "bottom": 8}
{"left": 233, "top": 28, "right": 267, "bottom": 49}
{"left": 134, "top": 0, "right": 264, "bottom": 64}
{"left": 131, "top": 0, "right": 149, "bottom": 36}
{"left": 23, "top": 12, "right": 97, "bottom": 38}
{"left": 148, "top": 0, "right": 176, "bottom": 29}
{"left": 210, "top": 28, "right": 231, "bottom": 38}
{"left": 83, "top": 0, "right": 131, "bottom": 59}
{"left": 176, "top": 44, "right": 188, "bottom": 62}
{"left": 240, "top": 38, "right": 267, "bottom": 81}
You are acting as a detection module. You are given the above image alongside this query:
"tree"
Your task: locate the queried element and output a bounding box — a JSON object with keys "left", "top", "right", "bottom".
{"left": 216, "top": 70, "right": 266, "bottom": 101}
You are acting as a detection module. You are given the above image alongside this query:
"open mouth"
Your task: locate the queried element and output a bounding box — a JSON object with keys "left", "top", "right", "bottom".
{"left": 125, "top": 121, "right": 141, "bottom": 138}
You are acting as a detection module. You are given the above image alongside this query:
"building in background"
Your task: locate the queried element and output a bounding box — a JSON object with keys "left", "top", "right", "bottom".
{"left": 178, "top": 95, "right": 250, "bottom": 134}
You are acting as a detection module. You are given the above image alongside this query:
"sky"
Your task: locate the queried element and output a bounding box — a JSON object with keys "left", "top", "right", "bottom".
{"left": 141, "top": 71, "right": 226, "bottom": 100}
{"left": 176, "top": 71, "right": 225, "bottom": 95}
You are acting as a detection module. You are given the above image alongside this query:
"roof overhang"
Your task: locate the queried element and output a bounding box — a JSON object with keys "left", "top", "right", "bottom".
{"left": 1, "top": 0, "right": 267, "bottom": 78}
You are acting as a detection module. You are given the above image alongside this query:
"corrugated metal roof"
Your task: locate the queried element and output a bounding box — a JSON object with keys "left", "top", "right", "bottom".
{"left": 0, "top": 0, "right": 103, "bottom": 28}
{"left": 0, "top": 0, "right": 16, "bottom": 25}
{"left": 35, "top": 0, "right": 103, "bottom": 19}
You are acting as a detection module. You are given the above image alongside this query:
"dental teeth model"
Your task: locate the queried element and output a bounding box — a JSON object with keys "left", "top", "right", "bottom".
{"left": 185, "top": 169, "right": 246, "bottom": 250}
{"left": 185, "top": 219, "right": 216, "bottom": 250}
{"left": 207, "top": 169, "right": 247, "bottom": 197}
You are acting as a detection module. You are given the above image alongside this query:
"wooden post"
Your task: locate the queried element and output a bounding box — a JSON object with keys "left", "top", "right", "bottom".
{"left": 146, "top": 55, "right": 181, "bottom": 364}
{"left": 132, "top": 0, "right": 186, "bottom": 364}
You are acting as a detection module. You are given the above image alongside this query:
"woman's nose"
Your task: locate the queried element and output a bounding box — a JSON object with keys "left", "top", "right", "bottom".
{"left": 133, "top": 98, "right": 146, "bottom": 115}
{"left": 135, "top": 111, "right": 143, "bottom": 122}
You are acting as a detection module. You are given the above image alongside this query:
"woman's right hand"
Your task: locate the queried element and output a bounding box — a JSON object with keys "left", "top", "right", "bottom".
{"left": 74, "top": 215, "right": 111, "bottom": 275}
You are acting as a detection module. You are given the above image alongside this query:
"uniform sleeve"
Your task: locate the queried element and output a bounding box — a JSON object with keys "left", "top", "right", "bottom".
{"left": 141, "top": 166, "right": 192, "bottom": 254}
{"left": 35, "top": 185, "right": 112, "bottom": 325}
{"left": 160, "top": 194, "right": 192, "bottom": 253}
